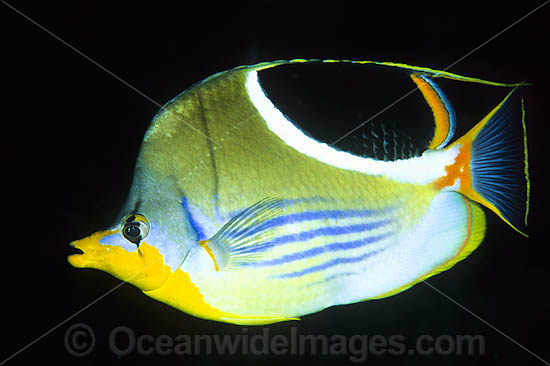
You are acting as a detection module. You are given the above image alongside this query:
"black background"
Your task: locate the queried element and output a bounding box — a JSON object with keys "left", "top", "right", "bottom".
{"left": 3, "top": 1, "right": 549, "bottom": 365}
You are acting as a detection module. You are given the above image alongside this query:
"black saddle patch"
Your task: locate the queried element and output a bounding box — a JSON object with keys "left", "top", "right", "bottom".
{"left": 353, "top": 120, "right": 423, "bottom": 161}
{"left": 257, "top": 62, "right": 433, "bottom": 160}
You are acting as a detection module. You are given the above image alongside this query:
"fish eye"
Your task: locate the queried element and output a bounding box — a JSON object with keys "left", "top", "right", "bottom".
{"left": 121, "top": 214, "right": 149, "bottom": 245}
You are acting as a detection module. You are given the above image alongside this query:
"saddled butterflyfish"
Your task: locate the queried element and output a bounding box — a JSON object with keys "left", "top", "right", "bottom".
{"left": 68, "top": 59, "right": 530, "bottom": 325}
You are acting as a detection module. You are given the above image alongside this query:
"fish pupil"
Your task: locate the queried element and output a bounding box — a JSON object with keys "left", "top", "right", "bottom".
{"left": 124, "top": 224, "right": 141, "bottom": 244}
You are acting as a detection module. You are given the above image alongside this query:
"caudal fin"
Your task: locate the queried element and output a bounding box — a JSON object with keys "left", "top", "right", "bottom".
{"left": 434, "top": 87, "right": 530, "bottom": 236}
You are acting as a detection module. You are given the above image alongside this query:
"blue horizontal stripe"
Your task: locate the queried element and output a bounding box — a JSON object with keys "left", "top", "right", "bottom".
{"left": 275, "top": 249, "right": 385, "bottom": 279}
{"left": 233, "top": 219, "right": 393, "bottom": 255}
{"left": 226, "top": 208, "right": 384, "bottom": 243}
{"left": 248, "top": 231, "right": 393, "bottom": 266}
{"left": 305, "top": 271, "right": 356, "bottom": 288}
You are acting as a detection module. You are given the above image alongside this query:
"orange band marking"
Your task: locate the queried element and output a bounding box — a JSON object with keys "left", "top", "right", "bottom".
{"left": 198, "top": 240, "right": 220, "bottom": 272}
{"left": 435, "top": 196, "right": 473, "bottom": 270}
{"left": 410, "top": 74, "right": 451, "bottom": 149}
{"left": 433, "top": 141, "right": 473, "bottom": 192}
{"left": 459, "top": 197, "right": 472, "bottom": 253}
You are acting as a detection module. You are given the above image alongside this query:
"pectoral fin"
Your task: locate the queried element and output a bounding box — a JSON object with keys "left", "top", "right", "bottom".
{"left": 198, "top": 198, "right": 284, "bottom": 271}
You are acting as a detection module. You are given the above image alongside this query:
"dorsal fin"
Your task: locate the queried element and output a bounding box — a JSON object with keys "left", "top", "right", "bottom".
{"left": 247, "top": 59, "right": 524, "bottom": 163}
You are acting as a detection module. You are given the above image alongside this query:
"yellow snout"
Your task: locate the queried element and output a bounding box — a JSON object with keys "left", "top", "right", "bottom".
{"left": 68, "top": 229, "right": 172, "bottom": 291}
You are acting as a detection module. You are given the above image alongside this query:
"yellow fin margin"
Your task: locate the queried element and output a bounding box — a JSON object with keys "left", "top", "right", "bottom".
{"left": 244, "top": 59, "right": 526, "bottom": 87}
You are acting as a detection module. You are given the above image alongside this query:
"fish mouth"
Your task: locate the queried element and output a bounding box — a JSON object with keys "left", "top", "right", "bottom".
{"left": 67, "top": 239, "right": 103, "bottom": 267}
{"left": 68, "top": 242, "right": 84, "bottom": 256}
{"left": 67, "top": 229, "right": 118, "bottom": 268}
{"left": 67, "top": 241, "right": 89, "bottom": 267}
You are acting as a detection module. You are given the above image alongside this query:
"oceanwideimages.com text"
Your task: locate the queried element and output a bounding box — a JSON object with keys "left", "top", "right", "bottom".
{"left": 65, "top": 323, "right": 485, "bottom": 362}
